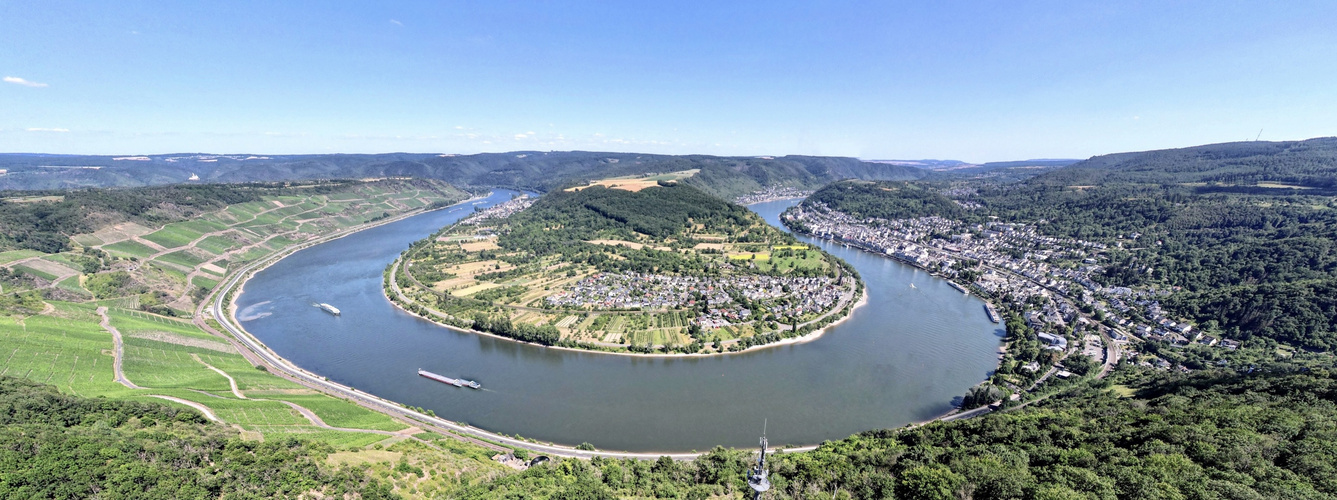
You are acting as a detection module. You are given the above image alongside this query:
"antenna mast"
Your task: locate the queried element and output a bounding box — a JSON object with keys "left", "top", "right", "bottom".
{"left": 1256, "top": 128, "right": 1263, "bottom": 141}
{"left": 747, "top": 420, "right": 772, "bottom": 499}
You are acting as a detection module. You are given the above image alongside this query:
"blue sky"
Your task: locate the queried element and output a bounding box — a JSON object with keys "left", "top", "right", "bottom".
{"left": 3, "top": 1, "right": 1336, "bottom": 161}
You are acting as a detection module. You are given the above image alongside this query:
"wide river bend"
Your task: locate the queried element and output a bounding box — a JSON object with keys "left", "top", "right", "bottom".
{"left": 236, "top": 192, "right": 1002, "bottom": 452}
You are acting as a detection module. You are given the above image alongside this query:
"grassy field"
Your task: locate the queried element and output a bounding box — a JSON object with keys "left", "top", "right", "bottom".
{"left": 102, "top": 239, "right": 158, "bottom": 259}
{"left": 195, "top": 235, "right": 239, "bottom": 255}
{"left": 0, "top": 303, "right": 137, "bottom": 399}
{"left": 155, "top": 249, "right": 207, "bottom": 268}
{"left": 0, "top": 249, "right": 45, "bottom": 265}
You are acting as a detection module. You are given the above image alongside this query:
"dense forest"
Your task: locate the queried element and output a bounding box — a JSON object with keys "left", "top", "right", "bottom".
{"left": 0, "top": 376, "right": 397, "bottom": 499}
{"left": 0, "top": 178, "right": 459, "bottom": 253}
{"left": 806, "top": 180, "right": 965, "bottom": 220}
{"left": 0, "top": 151, "right": 927, "bottom": 200}
{"left": 805, "top": 139, "right": 1337, "bottom": 350}
{"left": 1034, "top": 137, "right": 1337, "bottom": 189}
{"left": 454, "top": 361, "right": 1337, "bottom": 499}
{"left": 495, "top": 184, "right": 811, "bottom": 277}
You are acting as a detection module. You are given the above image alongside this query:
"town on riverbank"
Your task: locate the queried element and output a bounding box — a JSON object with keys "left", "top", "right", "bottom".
{"left": 782, "top": 195, "right": 1245, "bottom": 406}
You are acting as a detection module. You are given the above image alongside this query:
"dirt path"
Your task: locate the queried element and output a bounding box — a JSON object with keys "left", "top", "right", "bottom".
{"left": 191, "top": 353, "right": 246, "bottom": 399}
{"left": 97, "top": 306, "right": 141, "bottom": 389}
{"left": 149, "top": 395, "right": 222, "bottom": 422}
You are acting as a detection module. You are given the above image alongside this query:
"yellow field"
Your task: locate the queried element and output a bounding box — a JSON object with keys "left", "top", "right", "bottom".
{"left": 452, "top": 282, "right": 501, "bottom": 297}
{"left": 432, "top": 278, "right": 472, "bottom": 292}
{"left": 565, "top": 169, "right": 699, "bottom": 192}
{"left": 449, "top": 260, "right": 504, "bottom": 275}
{"left": 460, "top": 239, "right": 500, "bottom": 252}
{"left": 567, "top": 178, "right": 662, "bottom": 192}
{"left": 728, "top": 252, "right": 771, "bottom": 261}
{"left": 586, "top": 239, "right": 671, "bottom": 251}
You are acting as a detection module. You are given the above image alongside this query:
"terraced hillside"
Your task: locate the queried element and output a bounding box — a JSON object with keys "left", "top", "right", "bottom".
{"left": 2, "top": 178, "right": 467, "bottom": 316}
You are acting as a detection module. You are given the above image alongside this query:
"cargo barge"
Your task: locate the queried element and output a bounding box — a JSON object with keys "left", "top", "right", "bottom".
{"left": 418, "top": 369, "right": 481, "bottom": 389}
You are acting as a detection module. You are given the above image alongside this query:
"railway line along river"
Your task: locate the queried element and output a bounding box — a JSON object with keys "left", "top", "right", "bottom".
{"left": 235, "top": 192, "right": 1003, "bottom": 452}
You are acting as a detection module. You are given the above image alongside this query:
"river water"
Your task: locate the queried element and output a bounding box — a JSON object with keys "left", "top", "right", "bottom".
{"left": 235, "top": 191, "right": 1003, "bottom": 452}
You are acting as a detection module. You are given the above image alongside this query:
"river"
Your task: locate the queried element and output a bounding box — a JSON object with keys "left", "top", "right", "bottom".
{"left": 235, "top": 191, "right": 1003, "bottom": 452}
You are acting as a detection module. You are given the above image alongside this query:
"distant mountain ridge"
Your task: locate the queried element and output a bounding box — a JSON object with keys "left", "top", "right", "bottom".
{"left": 0, "top": 151, "right": 925, "bottom": 199}
{"left": 866, "top": 158, "right": 1081, "bottom": 171}
{"left": 1032, "top": 137, "right": 1337, "bottom": 188}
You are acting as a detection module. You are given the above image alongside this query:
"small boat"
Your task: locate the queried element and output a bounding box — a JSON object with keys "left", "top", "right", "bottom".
{"left": 318, "top": 303, "right": 341, "bottom": 315}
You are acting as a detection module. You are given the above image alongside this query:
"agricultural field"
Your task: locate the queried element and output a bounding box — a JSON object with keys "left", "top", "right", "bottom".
{"left": 102, "top": 239, "right": 158, "bottom": 259}
{"left": 0, "top": 249, "right": 45, "bottom": 265}
{"left": 0, "top": 301, "right": 419, "bottom": 449}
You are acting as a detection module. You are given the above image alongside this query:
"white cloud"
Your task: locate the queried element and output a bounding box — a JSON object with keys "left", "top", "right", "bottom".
{"left": 4, "top": 76, "right": 48, "bottom": 88}
{"left": 26, "top": 127, "right": 69, "bottom": 132}
{"left": 390, "top": 19, "right": 403, "bottom": 26}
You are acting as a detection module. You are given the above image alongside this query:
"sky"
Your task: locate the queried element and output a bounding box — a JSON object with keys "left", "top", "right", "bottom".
{"left": 3, "top": 1, "right": 1336, "bottom": 162}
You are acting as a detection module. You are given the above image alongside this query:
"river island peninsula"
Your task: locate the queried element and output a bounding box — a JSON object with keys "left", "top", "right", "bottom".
{"left": 387, "top": 174, "right": 862, "bottom": 355}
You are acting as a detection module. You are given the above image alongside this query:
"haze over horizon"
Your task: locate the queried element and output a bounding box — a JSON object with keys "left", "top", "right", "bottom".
{"left": 3, "top": 1, "right": 1336, "bottom": 162}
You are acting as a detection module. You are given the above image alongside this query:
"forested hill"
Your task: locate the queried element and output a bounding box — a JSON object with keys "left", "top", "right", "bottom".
{"left": 497, "top": 183, "right": 805, "bottom": 266}
{"left": 1031, "top": 137, "right": 1337, "bottom": 189}
{"left": 0, "top": 151, "right": 925, "bottom": 199}
{"left": 510, "top": 183, "right": 757, "bottom": 242}
{"left": 805, "top": 180, "right": 965, "bottom": 220}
